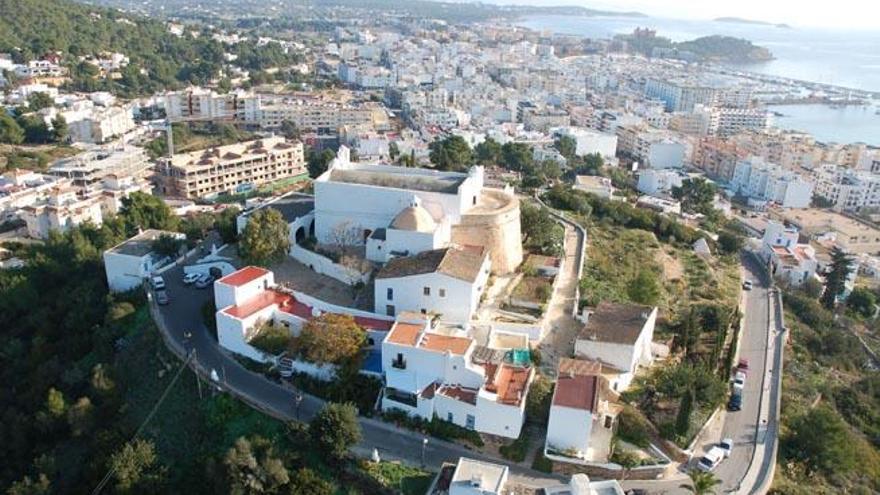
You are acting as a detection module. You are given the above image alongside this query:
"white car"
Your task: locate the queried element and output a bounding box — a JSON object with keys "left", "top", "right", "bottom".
{"left": 733, "top": 371, "right": 746, "bottom": 391}
{"left": 183, "top": 272, "right": 201, "bottom": 284}
{"left": 697, "top": 447, "right": 725, "bottom": 472}
{"left": 151, "top": 276, "right": 166, "bottom": 290}
{"left": 719, "top": 438, "right": 734, "bottom": 458}
{"left": 742, "top": 280, "right": 753, "bottom": 290}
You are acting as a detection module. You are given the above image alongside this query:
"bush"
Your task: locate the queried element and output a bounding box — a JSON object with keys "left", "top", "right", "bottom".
{"left": 248, "top": 321, "right": 291, "bottom": 355}
{"left": 531, "top": 450, "right": 553, "bottom": 473}
{"left": 288, "top": 372, "right": 381, "bottom": 415}
{"left": 499, "top": 430, "right": 530, "bottom": 462}
{"left": 525, "top": 375, "right": 553, "bottom": 425}
{"left": 616, "top": 406, "right": 652, "bottom": 448}
{"left": 380, "top": 410, "right": 484, "bottom": 447}
{"left": 309, "top": 402, "right": 362, "bottom": 459}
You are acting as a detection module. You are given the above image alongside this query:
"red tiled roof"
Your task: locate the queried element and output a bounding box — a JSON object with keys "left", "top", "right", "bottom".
{"left": 486, "top": 364, "right": 531, "bottom": 406}
{"left": 437, "top": 385, "right": 478, "bottom": 405}
{"left": 222, "top": 290, "right": 292, "bottom": 319}
{"left": 553, "top": 373, "right": 599, "bottom": 412}
{"left": 419, "top": 333, "right": 472, "bottom": 355}
{"left": 217, "top": 266, "right": 270, "bottom": 287}
{"left": 387, "top": 321, "right": 424, "bottom": 346}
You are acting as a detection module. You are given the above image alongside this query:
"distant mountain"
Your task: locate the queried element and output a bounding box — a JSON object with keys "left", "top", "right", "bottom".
{"left": 714, "top": 16, "right": 791, "bottom": 29}
{"left": 617, "top": 31, "right": 774, "bottom": 64}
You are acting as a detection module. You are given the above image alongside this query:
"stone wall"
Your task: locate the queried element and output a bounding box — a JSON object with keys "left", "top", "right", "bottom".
{"left": 452, "top": 189, "right": 523, "bottom": 275}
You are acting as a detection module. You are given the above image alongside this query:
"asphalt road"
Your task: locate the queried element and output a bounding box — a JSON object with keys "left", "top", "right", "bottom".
{"left": 623, "top": 254, "right": 775, "bottom": 494}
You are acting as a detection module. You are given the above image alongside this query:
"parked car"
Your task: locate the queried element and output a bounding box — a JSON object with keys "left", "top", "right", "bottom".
{"left": 155, "top": 290, "right": 169, "bottom": 305}
{"left": 733, "top": 371, "right": 746, "bottom": 391}
{"left": 151, "top": 276, "right": 166, "bottom": 290}
{"left": 183, "top": 272, "right": 201, "bottom": 284}
{"left": 697, "top": 447, "right": 725, "bottom": 472}
{"left": 728, "top": 393, "right": 743, "bottom": 411}
{"left": 742, "top": 280, "right": 753, "bottom": 290}
{"left": 719, "top": 438, "right": 734, "bottom": 458}
{"left": 737, "top": 358, "right": 750, "bottom": 374}
{"left": 195, "top": 274, "right": 214, "bottom": 289}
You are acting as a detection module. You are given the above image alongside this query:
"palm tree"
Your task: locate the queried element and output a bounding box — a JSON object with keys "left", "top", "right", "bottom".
{"left": 680, "top": 469, "right": 721, "bottom": 495}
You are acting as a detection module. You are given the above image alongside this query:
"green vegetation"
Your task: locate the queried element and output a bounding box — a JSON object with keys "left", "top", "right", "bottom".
{"left": 0, "top": 0, "right": 302, "bottom": 96}
{"left": 309, "top": 402, "right": 362, "bottom": 460}
{"left": 680, "top": 469, "right": 722, "bottom": 495}
{"left": 290, "top": 313, "right": 367, "bottom": 367}
{"left": 616, "top": 29, "right": 772, "bottom": 63}
{"left": 144, "top": 122, "right": 255, "bottom": 159}
{"left": 499, "top": 430, "right": 531, "bottom": 462}
{"left": 773, "top": 286, "right": 880, "bottom": 493}
{"left": 358, "top": 460, "right": 434, "bottom": 495}
{"left": 520, "top": 203, "right": 564, "bottom": 257}
{"left": 0, "top": 143, "right": 79, "bottom": 172}
{"left": 249, "top": 321, "right": 293, "bottom": 356}
{"left": 239, "top": 208, "right": 291, "bottom": 267}
{"left": 820, "top": 247, "right": 854, "bottom": 310}
{"left": 381, "top": 409, "right": 484, "bottom": 448}
{"left": 429, "top": 135, "right": 473, "bottom": 172}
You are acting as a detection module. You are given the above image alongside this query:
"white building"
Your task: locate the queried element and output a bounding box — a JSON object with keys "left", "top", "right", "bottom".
{"left": 374, "top": 246, "right": 491, "bottom": 322}
{"left": 574, "top": 175, "right": 616, "bottom": 200}
{"left": 731, "top": 156, "right": 813, "bottom": 208}
{"left": 637, "top": 169, "right": 685, "bottom": 196}
{"left": 574, "top": 303, "right": 658, "bottom": 392}
{"left": 760, "top": 221, "right": 818, "bottom": 286}
{"left": 545, "top": 358, "right": 602, "bottom": 462}
{"left": 694, "top": 104, "right": 768, "bottom": 138}
{"left": 313, "top": 147, "right": 523, "bottom": 275}
{"left": 103, "top": 229, "right": 185, "bottom": 292}
{"left": 448, "top": 458, "right": 508, "bottom": 495}
{"left": 20, "top": 186, "right": 104, "bottom": 239}
{"left": 66, "top": 105, "right": 136, "bottom": 144}
{"left": 0, "top": 169, "right": 64, "bottom": 221}
{"left": 616, "top": 125, "right": 686, "bottom": 169}
{"left": 381, "top": 316, "right": 533, "bottom": 439}
{"left": 552, "top": 127, "right": 618, "bottom": 160}
{"left": 214, "top": 266, "right": 393, "bottom": 363}
{"left": 813, "top": 164, "right": 880, "bottom": 212}
{"left": 438, "top": 457, "right": 623, "bottom": 495}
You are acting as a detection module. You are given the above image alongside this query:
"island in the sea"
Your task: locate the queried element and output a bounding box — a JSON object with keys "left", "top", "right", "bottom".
{"left": 714, "top": 16, "right": 791, "bottom": 29}
{"left": 616, "top": 29, "right": 774, "bottom": 63}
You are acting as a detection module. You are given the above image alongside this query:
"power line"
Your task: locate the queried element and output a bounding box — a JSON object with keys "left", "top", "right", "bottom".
{"left": 90, "top": 350, "right": 196, "bottom": 495}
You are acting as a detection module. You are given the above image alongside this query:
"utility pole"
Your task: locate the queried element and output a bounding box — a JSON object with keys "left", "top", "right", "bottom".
{"left": 192, "top": 349, "right": 202, "bottom": 400}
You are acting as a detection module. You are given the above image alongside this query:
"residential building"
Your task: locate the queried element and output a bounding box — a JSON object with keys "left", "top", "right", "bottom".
{"left": 636, "top": 196, "right": 682, "bottom": 215}
{"left": 694, "top": 104, "right": 768, "bottom": 137}
{"left": 813, "top": 164, "right": 880, "bottom": 212}
{"left": 637, "top": 169, "right": 685, "bottom": 196}
{"left": 103, "top": 229, "right": 185, "bottom": 292}
{"left": 760, "top": 221, "right": 818, "bottom": 286}
{"left": 692, "top": 137, "right": 748, "bottom": 181}
{"left": 430, "top": 457, "right": 624, "bottom": 495}
{"left": 20, "top": 186, "right": 104, "bottom": 239}
{"left": 522, "top": 107, "right": 570, "bottom": 132}
{"left": 0, "top": 169, "right": 65, "bottom": 221}
{"left": 49, "top": 147, "right": 152, "bottom": 193}
{"left": 616, "top": 125, "right": 686, "bottom": 169}
{"left": 552, "top": 127, "right": 618, "bottom": 159}
{"left": 374, "top": 246, "right": 491, "bottom": 322}
{"left": 645, "top": 77, "right": 751, "bottom": 112}
{"left": 574, "top": 175, "right": 616, "bottom": 200}
{"left": 774, "top": 208, "right": 880, "bottom": 255}
{"left": 158, "top": 136, "right": 305, "bottom": 199}
{"left": 545, "top": 358, "right": 608, "bottom": 463}
{"left": 66, "top": 105, "right": 136, "bottom": 144}
{"left": 574, "top": 303, "right": 658, "bottom": 392}
{"left": 214, "top": 266, "right": 393, "bottom": 363}
{"left": 381, "top": 316, "right": 533, "bottom": 439}
{"left": 730, "top": 156, "right": 814, "bottom": 208}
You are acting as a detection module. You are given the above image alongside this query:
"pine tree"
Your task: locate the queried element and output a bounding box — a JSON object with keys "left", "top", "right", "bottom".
{"left": 820, "top": 247, "right": 854, "bottom": 310}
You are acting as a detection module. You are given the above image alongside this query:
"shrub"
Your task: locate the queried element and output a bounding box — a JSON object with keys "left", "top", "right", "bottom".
{"left": 248, "top": 321, "right": 291, "bottom": 355}
{"left": 499, "top": 430, "right": 530, "bottom": 462}
{"left": 531, "top": 450, "right": 553, "bottom": 473}
{"left": 616, "top": 406, "right": 651, "bottom": 448}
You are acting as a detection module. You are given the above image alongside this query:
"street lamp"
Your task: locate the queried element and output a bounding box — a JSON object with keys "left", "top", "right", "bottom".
{"left": 421, "top": 438, "right": 428, "bottom": 467}
{"left": 294, "top": 391, "right": 303, "bottom": 420}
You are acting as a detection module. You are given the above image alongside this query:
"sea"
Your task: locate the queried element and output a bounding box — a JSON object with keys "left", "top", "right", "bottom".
{"left": 516, "top": 15, "right": 880, "bottom": 145}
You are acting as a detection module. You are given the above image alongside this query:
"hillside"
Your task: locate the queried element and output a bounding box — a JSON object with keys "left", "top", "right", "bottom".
{"left": 0, "top": 0, "right": 299, "bottom": 96}
{"left": 617, "top": 30, "right": 773, "bottom": 64}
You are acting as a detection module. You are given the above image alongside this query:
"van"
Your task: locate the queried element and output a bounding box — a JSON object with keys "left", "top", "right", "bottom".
{"left": 697, "top": 447, "right": 725, "bottom": 472}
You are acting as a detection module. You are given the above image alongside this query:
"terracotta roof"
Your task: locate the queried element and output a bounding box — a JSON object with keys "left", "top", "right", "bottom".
{"left": 222, "top": 290, "right": 291, "bottom": 319}
{"left": 386, "top": 321, "right": 423, "bottom": 346}
{"left": 553, "top": 373, "right": 599, "bottom": 411}
{"left": 217, "top": 266, "right": 270, "bottom": 287}
{"left": 558, "top": 357, "right": 602, "bottom": 377}
{"left": 418, "top": 333, "right": 472, "bottom": 355}
{"left": 485, "top": 363, "right": 531, "bottom": 406}
{"left": 420, "top": 382, "right": 438, "bottom": 400}
{"left": 376, "top": 247, "right": 487, "bottom": 282}
{"left": 437, "top": 385, "right": 478, "bottom": 405}
{"left": 578, "top": 302, "right": 655, "bottom": 345}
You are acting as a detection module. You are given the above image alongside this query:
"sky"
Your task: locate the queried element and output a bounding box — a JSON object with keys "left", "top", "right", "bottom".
{"left": 486, "top": 0, "right": 880, "bottom": 30}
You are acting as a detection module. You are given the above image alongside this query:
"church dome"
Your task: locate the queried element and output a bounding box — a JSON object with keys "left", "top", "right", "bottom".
{"left": 391, "top": 204, "right": 436, "bottom": 232}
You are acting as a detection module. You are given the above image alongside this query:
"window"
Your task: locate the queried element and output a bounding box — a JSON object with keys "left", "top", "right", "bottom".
{"left": 386, "top": 305, "right": 395, "bottom": 316}
{"left": 447, "top": 412, "right": 454, "bottom": 423}
{"left": 423, "top": 286, "right": 430, "bottom": 296}
{"left": 387, "top": 288, "right": 394, "bottom": 301}
{"left": 466, "top": 414, "right": 475, "bottom": 430}
{"left": 439, "top": 288, "right": 446, "bottom": 297}
{"left": 420, "top": 308, "right": 427, "bottom": 315}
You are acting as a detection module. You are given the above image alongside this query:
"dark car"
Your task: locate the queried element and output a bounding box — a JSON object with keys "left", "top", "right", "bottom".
{"left": 728, "top": 393, "right": 743, "bottom": 411}
{"left": 155, "top": 290, "right": 170, "bottom": 305}
{"left": 194, "top": 274, "right": 214, "bottom": 289}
